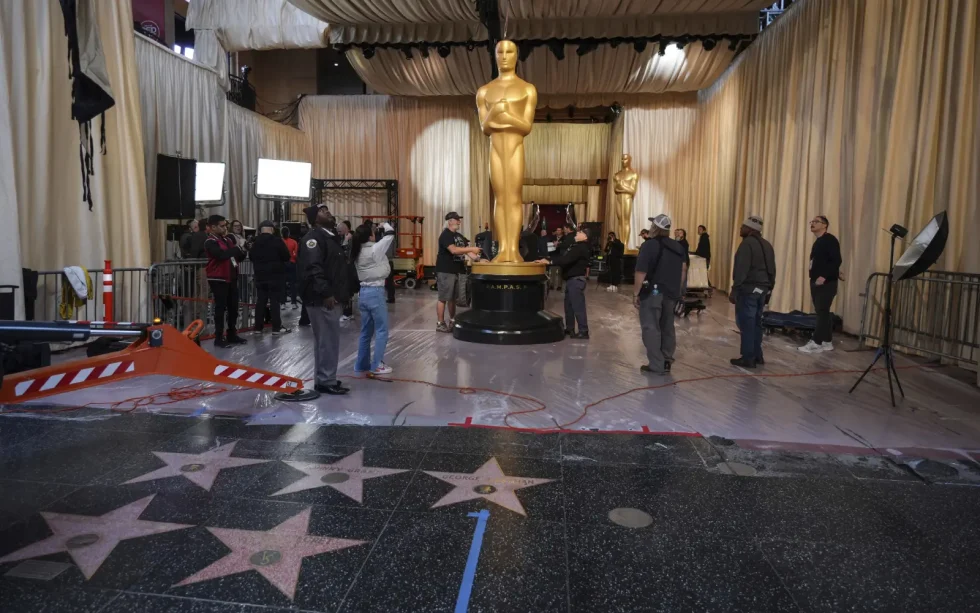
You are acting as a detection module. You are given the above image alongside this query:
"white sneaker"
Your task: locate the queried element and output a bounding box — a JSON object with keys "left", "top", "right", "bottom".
{"left": 340, "top": 315, "right": 353, "bottom": 323}
{"left": 371, "top": 363, "right": 393, "bottom": 375}
{"left": 798, "top": 340, "right": 822, "bottom": 353}
{"left": 820, "top": 342, "right": 834, "bottom": 352}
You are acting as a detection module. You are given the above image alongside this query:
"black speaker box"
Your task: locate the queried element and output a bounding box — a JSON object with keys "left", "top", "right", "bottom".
{"left": 154, "top": 154, "right": 197, "bottom": 220}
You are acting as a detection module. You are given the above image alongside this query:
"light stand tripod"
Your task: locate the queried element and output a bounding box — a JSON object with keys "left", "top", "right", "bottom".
{"left": 849, "top": 231, "right": 906, "bottom": 407}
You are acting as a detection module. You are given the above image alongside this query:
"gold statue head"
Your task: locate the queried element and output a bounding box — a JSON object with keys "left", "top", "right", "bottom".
{"left": 621, "top": 153, "right": 632, "bottom": 168}
{"left": 495, "top": 40, "right": 518, "bottom": 74}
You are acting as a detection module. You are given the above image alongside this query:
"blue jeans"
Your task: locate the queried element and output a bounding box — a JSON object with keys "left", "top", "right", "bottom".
{"left": 735, "top": 289, "right": 766, "bottom": 362}
{"left": 355, "top": 286, "right": 389, "bottom": 372}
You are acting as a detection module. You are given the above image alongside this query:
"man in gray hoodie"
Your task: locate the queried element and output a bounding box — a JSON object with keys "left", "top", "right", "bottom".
{"left": 729, "top": 214, "right": 776, "bottom": 368}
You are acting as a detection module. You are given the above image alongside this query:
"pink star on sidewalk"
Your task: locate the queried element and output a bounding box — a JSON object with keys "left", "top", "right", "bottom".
{"left": 424, "top": 457, "right": 553, "bottom": 516}
{"left": 274, "top": 449, "right": 408, "bottom": 502}
{"left": 0, "top": 495, "right": 192, "bottom": 579}
{"left": 175, "top": 508, "right": 366, "bottom": 600}
{"left": 123, "top": 441, "right": 270, "bottom": 490}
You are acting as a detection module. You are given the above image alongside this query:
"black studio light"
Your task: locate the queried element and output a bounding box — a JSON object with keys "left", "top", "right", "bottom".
{"left": 437, "top": 45, "right": 451, "bottom": 58}
{"left": 633, "top": 40, "right": 648, "bottom": 53}
{"left": 362, "top": 47, "right": 375, "bottom": 59}
{"left": 703, "top": 38, "right": 717, "bottom": 51}
{"left": 850, "top": 211, "right": 949, "bottom": 406}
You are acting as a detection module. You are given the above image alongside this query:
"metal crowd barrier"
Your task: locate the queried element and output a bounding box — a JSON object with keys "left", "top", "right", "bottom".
{"left": 148, "top": 259, "right": 257, "bottom": 338}
{"left": 858, "top": 271, "right": 980, "bottom": 382}
{"left": 34, "top": 266, "right": 149, "bottom": 324}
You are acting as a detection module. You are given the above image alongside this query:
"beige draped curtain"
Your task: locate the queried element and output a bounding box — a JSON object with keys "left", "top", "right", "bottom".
{"left": 188, "top": 0, "right": 329, "bottom": 51}
{"left": 298, "top": 95, "right": 489, "bottom": 264}
{"left": 349, "top": 43, "right": 734, "bottom": 97}
{"left": 287, "top": 0, "right": 485, "bottom": 43}
{"left": 135, "top": 35, "right": 229, "bottom": 261}
{"left": 0, "top": 0, "right": 149, "bottom": 319}
{"left": 522, "top": 185, "right": 589, "bottom": 204}
{"left": 524, "top": 123, "right": 610, "bottom": 180}
{"left": 618, "top": 0, "right": 979, "bottom": 333}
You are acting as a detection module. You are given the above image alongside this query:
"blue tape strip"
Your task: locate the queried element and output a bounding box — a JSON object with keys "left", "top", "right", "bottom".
{"left": 189, "top": 406, "right": 207, "bottom": 417}
{"left": 455, "top": 509, "right": 490, "bottom": 613}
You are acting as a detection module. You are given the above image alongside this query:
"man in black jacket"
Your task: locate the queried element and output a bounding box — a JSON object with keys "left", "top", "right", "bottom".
{"left": 695, "top": 225, "right": 711, "bottom": 268}
{"left": 729, "top": 215, "right": 777, "bottom": 368}
{"left": 248, "top": 220, "right": 291, "bottom": 336}
{"left": 799, "top": 215, "right": 842, "bottom": 354}
{"left": 298, "top": 204, "right": 350, "bottom": 395}
{"left": 539, "top": 227, "right": 593, "bottom": 339}
{"left": 634, "top": 215, "right": 688, "bottom": 374}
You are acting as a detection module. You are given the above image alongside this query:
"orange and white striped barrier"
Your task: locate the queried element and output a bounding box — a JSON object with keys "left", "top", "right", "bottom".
{"left": 0, "top": 323, "right": 302, "bottom": 404}
{"left": 102, "top": 260, "right": 113, "bottom": 323}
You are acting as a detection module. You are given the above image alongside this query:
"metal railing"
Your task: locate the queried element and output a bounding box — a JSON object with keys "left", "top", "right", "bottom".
{"left": 33, "top": 267, "right": 149, "bottom": 324}
{"left": 148, "top": 259, "right": 257, "bottom": 338}
{"left": 858, "top": 271, "right": 980, "bottom": 371}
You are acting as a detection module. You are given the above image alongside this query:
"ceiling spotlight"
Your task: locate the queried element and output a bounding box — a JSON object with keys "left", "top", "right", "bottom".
{"left": 633, "top": 40, "right": 647, "bottom": 53}
{"left": 465, "top": 42, "right": 475, "bottom": 51}
{"left": 702, "top": 38, "right": 717, "bottom": 51}
{"left": 728, "top": 37, "right": 739, "bottom": 51}
{"left": 676, "top": 37, "right": 688, "bottom": 50}
{"left": 437, "top": 45, "right": 451, "bottom": 58}
{"left": 362, "top": 47, "right": 375, "bottom": 59}
{"left": 657, "top": 41, "right": 667, "bottom": 56}
{"left": 401, "top": 47, "right": 413, "bottom": 59}
{"left": 420, "top": 45, "right": 430, "bottom": 58}
{"left": 518, "top": 42, "right": 533, "bottom": 62}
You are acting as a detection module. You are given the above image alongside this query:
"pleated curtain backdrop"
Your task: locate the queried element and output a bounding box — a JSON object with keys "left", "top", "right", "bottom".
{"left": 0, "top": 0, "right": 150, "bottom": 318}
{"left": 523, "top": 123, "right": 610, "bottom": 181}
{"left": 135, "top": 35, "right": 229, "bottom": 261}
{"left": 298, "top": 95, "right": 488, "bottom": 264}
{"left": 619, "top": 0, "right": 979, "bottom": 333}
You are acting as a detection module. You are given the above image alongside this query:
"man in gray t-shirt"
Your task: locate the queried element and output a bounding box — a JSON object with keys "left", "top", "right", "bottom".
{"left": 633, "top": 214, "right": 688, "bottom": 375}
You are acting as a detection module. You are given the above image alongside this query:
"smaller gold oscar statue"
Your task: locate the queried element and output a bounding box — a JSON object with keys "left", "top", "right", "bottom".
{"left": 614, "top": 153, "right": 639, "bottom": 253}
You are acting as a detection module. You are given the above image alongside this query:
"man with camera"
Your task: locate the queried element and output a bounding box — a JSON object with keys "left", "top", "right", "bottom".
{"left": 436, "top": 212, "right": 482, "bottom": 333}
{"left": 729, "top": 215, "right": 776, "bottom": 368}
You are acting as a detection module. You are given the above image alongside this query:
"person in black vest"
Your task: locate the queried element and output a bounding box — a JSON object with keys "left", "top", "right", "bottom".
{"left": 604, "top": 231, "right": 625, "bottom": 291}
{"left": 634, "top": 215, "right": 688, "bottom": 374}
{"left": 538, "top": 227, "right": 593, "bottom": 339}
{"left": 298, "top": 204, "right": 350, "bottom": 395}
{"left": 799, "top": 215, "right": 843, "bottom": 354}
{"left": 204, "top": 215, "right": 247, "bottom": 348}
{"left": 248, "top": 220, "right": 291, "bottom": 336}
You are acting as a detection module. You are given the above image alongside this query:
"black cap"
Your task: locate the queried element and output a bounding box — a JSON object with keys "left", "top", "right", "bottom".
{"left": 444, "top": 212, "right": 462, "bottom": 221}
{"left": 258, "top": 220, "right": 275, "bottom": 230}
{"left": 303, "top": 203, "right": 327, "bottom": 224}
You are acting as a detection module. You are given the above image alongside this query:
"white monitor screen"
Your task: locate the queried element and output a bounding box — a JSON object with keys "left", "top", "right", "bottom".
{"left": 256, "top": 159, "right": 312, "bottom": 201}
{"left": 194, "top": 162, "right": 226, "bottom": 203}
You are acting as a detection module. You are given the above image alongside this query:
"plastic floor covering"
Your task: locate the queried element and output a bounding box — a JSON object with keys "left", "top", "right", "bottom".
{"left": 10, "top": 288, "right": 980, "bottom": 459}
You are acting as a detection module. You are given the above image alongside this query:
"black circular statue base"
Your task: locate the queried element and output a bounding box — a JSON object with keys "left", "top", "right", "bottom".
{"left": 452, "top": 273, "right": 565, "bottom": 345}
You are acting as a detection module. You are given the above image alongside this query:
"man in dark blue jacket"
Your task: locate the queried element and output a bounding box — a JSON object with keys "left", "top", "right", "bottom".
{"left": 298, "top": 204, "right": 350, "bottom": 395}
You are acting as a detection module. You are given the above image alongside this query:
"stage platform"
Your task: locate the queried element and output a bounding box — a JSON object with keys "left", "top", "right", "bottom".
{"left": 8, "top": 288, "right": 980, "bottom": 458}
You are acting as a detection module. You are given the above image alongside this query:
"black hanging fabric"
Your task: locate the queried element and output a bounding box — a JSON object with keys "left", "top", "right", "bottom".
{"left": 58, "top": 0, "right": 115, "bottom": 210}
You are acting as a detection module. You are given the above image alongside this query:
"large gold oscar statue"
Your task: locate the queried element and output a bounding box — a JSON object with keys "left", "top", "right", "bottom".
{"left": 474, "top": 40, "right": 542, "bottom": 275}
{"left": 614, "top": 153, "right": 639, "bottom": 252}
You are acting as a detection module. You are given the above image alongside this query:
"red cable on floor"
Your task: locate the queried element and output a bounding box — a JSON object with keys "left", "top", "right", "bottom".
{"left": 0, "top": 384, "right": 233, "bottom": 416}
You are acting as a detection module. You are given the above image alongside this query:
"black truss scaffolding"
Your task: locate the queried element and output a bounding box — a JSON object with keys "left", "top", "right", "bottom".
{"left": 311, "top": 179, "right": 399, "bottom": 246}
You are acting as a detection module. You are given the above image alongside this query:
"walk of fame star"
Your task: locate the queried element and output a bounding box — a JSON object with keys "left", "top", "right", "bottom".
{"left": 424, "top": 457, "right": 553, "bottom": 516}
{"left": 174, "top": 507, "right": 365, "bottom": 600}
{"left": 273, "top": 449, "right": 408, "bottom": 502}
{"left": 0, "top": 495, "right": 191, "bottom": 579}
{"left": 123, "top": 440, "right": 270, "bottom": 490}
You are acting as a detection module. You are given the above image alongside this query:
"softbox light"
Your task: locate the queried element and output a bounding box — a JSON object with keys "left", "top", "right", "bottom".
{"left": 255, "top": 159, "right": 312, "bottom": 201}
{"left": 194, "top": 162, "right": 226, "bottom": 204}
{"left": 892, "top": 211, "right": 948, "bottom": 281}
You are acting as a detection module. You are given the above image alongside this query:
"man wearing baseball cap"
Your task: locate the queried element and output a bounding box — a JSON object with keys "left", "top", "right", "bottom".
{"left": 435, "top": 212, "right": 482, "bottom": 332}
{"left": 634, "top": 214, "right": 688, "bottom": 374}
{"left": 729, "top": 214, "right": 776, "bottom": 368}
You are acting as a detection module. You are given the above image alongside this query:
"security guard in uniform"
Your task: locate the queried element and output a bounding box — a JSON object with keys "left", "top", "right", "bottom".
{"left": 298, "top": 203, "right": 351, "bottom": 395}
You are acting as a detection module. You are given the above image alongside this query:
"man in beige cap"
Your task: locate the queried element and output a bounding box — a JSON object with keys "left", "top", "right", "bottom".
{"left": 730, "top": 214, "right": 776, "bottom": 368}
